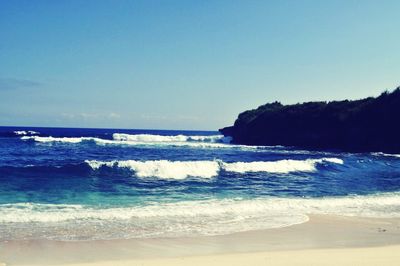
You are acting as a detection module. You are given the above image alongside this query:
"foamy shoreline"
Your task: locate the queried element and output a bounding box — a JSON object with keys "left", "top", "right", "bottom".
{"left": 2, "top": 215, "right": 400, "bottom": 265}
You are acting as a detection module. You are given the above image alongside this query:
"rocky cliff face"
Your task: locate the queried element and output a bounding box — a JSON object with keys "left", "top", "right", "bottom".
{"left": 220, "top": 87, "right": 400, "bottom": 153}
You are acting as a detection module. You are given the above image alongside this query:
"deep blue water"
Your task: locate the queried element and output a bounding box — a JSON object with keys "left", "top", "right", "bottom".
{"left": 1, "top": 126, "right": 400, "bottom": 241}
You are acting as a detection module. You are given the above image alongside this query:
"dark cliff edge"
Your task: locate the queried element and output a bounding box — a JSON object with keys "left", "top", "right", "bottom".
{"left": 220, "top": 87, "right": 400, "bottom": 153}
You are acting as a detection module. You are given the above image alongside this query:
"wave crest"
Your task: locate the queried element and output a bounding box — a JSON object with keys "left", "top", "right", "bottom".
{"left": 85, "top": 158, "right": 343, "bottom": 179}
{"left": 371, "top": 152, "right": 400, "bottom": 158}
{"left": 222, "top": 158, "right": 343, "bottom": 174}
{"left": 21, "top": 136, "right": 94, "bottom": 143}
{"left": 86, "top": 160, "right": 220, "bottom": 179}
{"left": 21, "top": 133, "right": 234, "bottom": 149}
{"left": 112, "top": 133, "right": 231, "bottom": 143}
{"left": 14, "top": 130, "right": 39, "bottom": 136}
{"left": 1, "top": 192, "right": 399, "bottom": 240}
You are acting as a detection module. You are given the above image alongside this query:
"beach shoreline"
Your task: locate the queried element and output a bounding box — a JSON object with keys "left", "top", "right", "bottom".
{"left": 1, "top": 214, "right": 400, "bottom": 265}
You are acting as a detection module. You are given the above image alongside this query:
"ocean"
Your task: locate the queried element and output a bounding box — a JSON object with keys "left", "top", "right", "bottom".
{"left": 0, "top": 126, "right": 400, "bottom": 241}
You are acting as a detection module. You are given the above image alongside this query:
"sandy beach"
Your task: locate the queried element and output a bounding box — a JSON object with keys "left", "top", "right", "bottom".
{"left": 1, "top": 214, "right": 400, "bottom": 266}
{"left": 67, "top": 246, "right": 400, "bottom": 266}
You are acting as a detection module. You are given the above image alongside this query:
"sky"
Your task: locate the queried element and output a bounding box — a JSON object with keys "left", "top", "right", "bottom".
{"left": 0, "top": 0, "right": 399, "bottom": 130}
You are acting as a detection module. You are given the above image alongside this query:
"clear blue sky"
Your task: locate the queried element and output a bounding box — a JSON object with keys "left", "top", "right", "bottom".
{"left": 1, "top": 0, "right": 399, "bottom": 130}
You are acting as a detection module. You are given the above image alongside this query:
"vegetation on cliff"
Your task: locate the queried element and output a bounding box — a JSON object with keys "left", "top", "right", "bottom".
{"left": 220, "top": 87, "right": 400, "bottom": 153}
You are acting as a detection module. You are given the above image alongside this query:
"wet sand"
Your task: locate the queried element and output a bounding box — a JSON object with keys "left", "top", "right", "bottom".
{"left": 1, "top": 215, "right": 400, "bottom": 265}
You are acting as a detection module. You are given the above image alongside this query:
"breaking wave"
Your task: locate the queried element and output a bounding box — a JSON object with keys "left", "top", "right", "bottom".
{"left": 21, "top": 136, "right": 95, "bottom": 143}
{"left": 22, "top": 133, "right": 231, "bottom": 144}
{"left": 20, "top": 133, "right": 242, "bottom": 149}
{"left": 14, "top": 130, "right": 39, "bottom": 136}
{"left": 0, "top": 192, "right": 398, "bottom": 240}
{"left": 371, "top": 152, "right": 400, "bottom": 158}
{"left": 113, "top": 133, "right": 232, "bottom": 143}
{"left": 221, "top": 158, "right": 343, "bottom": 174}
{"left": 85, "top": 158, "right": 344, "bottom": 179}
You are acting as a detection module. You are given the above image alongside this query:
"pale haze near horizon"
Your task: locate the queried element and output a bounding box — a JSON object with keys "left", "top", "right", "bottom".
{"left": 0, "top": 0, "right": 399, "bottom": 130}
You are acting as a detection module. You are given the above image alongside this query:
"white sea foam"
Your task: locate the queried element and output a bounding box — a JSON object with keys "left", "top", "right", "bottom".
{"left": 113, "top": 133, "right": 188, "bottom": 142}
{"left": 21, "top": 135, "right": 120, "bottom": 145}
{"left": 371, "top": 152, "right": 400, "bottom": 158}
{"left": 221, "top": 158, "right": 343, "bottom": 174}
{"left": 14, "top": 130, "right": 39, "bottom": 136}
{"left": 19, "top": 134, "right": 330, "bottom": 154}
{"left": 112, "top": 133, "right": 230, "bottom": 143}
{"left": 85, "top": 160, "right": 115, "bottom": 170}
{"left": 0, "top": 192, "right": 399, "bottom": 240}
{"left": 1, "top": 193, "right": 397, "bottom": 223}
{"left": 20, "top": 133, "right": 238, "bottom": 149}
{"left": 86, "top": 160, "right": 220, "bottom": 179}
{"left": 188, "top": 135, "right": 232, "bottom": 143}
{"left": 21, "top": 136, "right": 94, "bottom": 143}
{"left": 85, "top": 158, "right": 343, "bottom": 179}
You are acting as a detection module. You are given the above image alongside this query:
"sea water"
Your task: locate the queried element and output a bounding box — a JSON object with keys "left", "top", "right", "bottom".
{"left": 0, "top": 126, "right": 399, "bottom": 241}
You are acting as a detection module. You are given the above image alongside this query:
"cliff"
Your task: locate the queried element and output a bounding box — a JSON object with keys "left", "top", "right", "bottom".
{"left": 220, "top": 87, "right": 400, "bottom": 153}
